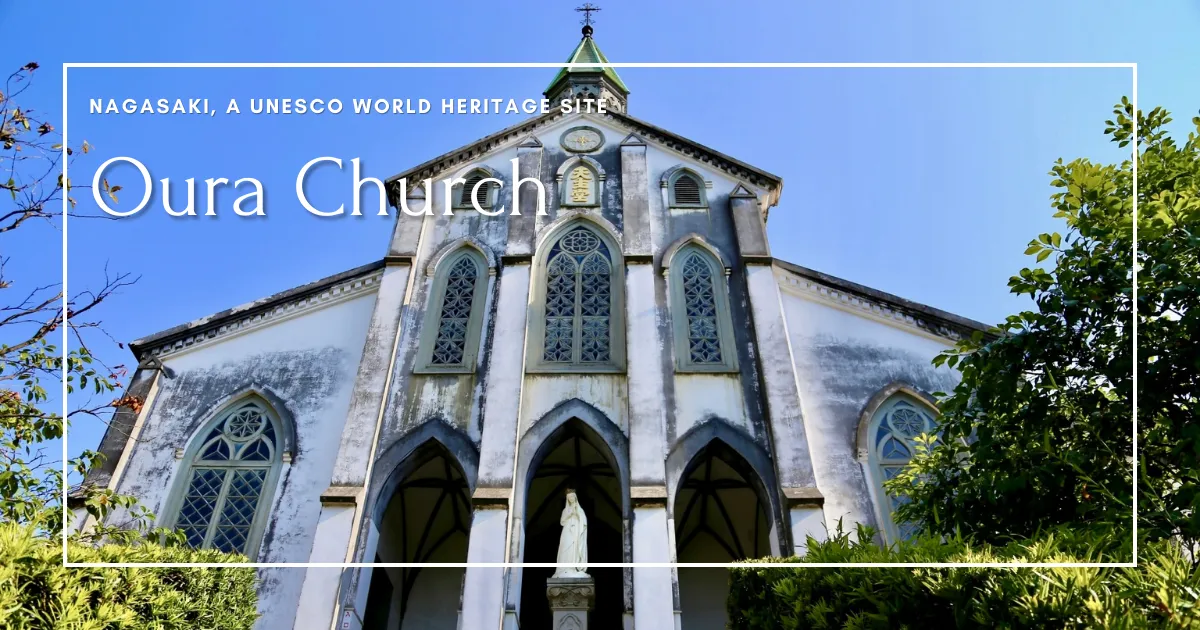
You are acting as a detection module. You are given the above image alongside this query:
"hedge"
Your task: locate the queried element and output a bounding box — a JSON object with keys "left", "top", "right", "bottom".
{"left": 728, "top": 527, "right": 1200, "bottom": 630}
{"left": 0, "top": 522, "right": 259, "bottom": 629}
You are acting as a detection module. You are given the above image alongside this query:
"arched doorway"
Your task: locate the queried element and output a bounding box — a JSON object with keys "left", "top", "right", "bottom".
{"left": 519, "top": 418, "right": 624, "bottom": 630}
{"left": 363, "top": 441, "right": 470, "bottom": 630}
{"left": 674, "top": 440, "right": 770, "bottom": 630}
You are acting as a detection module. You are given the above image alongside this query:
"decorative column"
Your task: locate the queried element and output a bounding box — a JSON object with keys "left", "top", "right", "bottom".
{"left": 622, "top": 130, "right": 678, "bottom": 627}
{"left": 294, "top": 261, "right": 412, "bottom": 630}
{"left": 460, "top": 491, "right": 510, "bottom": 630}
{"left": 506, "top": 136, "right": 544, "bottom": 255}
{"left": 471, "top": 256, "right": 532, "bottom": 630}
{"left": 294, "top": 492, "right": 360, "bottom": 630}
{"left": 735, "top": 189, "right": 825, "bottom": 554}
{"left": 786, "top": 490, "right": 827, "bottom": 556}
{"left": 546, "top": 576, "right": 595, "bottom": 630}
{"left": 621, "top": 133, "right": 666, "bottom": 487}
{"left": 632, "top": 488, "right": 677, "bottom": 630}
{"left": 729, "top": 183, "right": 769, "bottom": 259}
{"left": 619, "top": 134, "right": 651, "bottom": 255}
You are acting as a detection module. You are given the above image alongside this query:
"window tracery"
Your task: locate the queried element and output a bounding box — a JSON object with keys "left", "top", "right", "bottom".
{"left": 529, "top": 222, "right": 624, "bottom": 372}
{"left": 866, "top": 395, "right": 938, "bottom": 541}
{"left": 169, "top": 400, "right": 281, "bottom": 555}
{"left": 544, "top": 227, "right": 613, "bottom": 364}
{"left": 415, "top": 248, "right": 489, "bottom": 373}
{"left": 669, "top": 244, "right": 737, "bottom": 372}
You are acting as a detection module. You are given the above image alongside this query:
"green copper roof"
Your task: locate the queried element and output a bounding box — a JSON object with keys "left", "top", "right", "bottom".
{"left": 545, "top": 35, "right": 629, "bottom": 94}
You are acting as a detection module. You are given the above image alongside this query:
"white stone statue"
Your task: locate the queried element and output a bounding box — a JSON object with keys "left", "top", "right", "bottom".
{"left": 553, "top": 490, "right": 588, "bottom": 577}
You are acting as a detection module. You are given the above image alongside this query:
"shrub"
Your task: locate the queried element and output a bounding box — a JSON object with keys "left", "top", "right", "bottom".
{"left": 728, "top": 526, "right": 1200, "bottom": 630}
{"left": 0, "top": 522, "right": 259, "bottom": 630}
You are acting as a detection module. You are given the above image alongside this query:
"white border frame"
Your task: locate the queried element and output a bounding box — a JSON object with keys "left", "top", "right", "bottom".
{"left": 62, "top": 61, "right": 1137, "bottom": 569}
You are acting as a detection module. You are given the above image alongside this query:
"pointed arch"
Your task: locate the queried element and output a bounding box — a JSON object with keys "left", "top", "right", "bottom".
{"left": 856, "top": 382, "right": 939, "bottom": 543}
{"left": 854, "top": 382, "right": 939, "bottom": 460}
{"left": 364, "top": 420, "right": 476, "bottom": 628}
{"left": 513, "top": 399, "right": 631, "bottom": 521}
{"left": 527, "top": 218, "right": 626, "bottom": 372}
{"left": 509, "top": 399, "right": 630, "bottom": 628}
{"left": 662, "top": 233, "right": 730, "bottom": 272}
{"left": 183, "top": 385, "right": 298, "bottom": 459}
{"left": 159, "top": 391, "right": 289, "bottom": 557}
{"left": 423, "top": 237, "right": 498, "bottom": 277}
{"left": 450, "top": 164, "right": 502, "bottom": 211}
{"left": 666, "top": 239, "right": 738, "bottom": 372}
{"left": 555, "top": 155, "right": 607, "bottom": 180}
{"left": 662, "top": 166, "right": 711, "bottom": 208}
{"left": 670, "top": 419, "right": 776, "bottom": 630}
{"left": 414, "top": 244, "right": 491, "bottom": 373}
{"left": 367, "top": 419, "right": 480, "bottom": 525}
{"left": 666, "top": 418, "right": 785, "bottom": 557}
{"left": 534, "top": 210, "right": 623, "bottom": 252}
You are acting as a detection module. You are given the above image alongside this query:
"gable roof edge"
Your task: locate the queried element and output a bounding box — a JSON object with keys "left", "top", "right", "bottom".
{"left": 382, "top": 111, "right": 784, "bottom": 211}
{"left": 773, "top": 258, "right": 994, "bottom": 342}
{"left": 130, "top": 259, "right": 386, "bottom": 361}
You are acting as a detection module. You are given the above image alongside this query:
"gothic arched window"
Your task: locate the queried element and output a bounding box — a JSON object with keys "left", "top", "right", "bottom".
{"left": 452, "top": 168, "right": 498, "bottom": 211}
{"left": 669, "top": 245, "right": 738, "bottom": 372}
{"left": 864, "top": 394, "right": 938, "bottom": 542}
{"left": 164, "top": 398, "right": 283, "bottom": 556}
{"left": 415, "top": 249, "right": 490, "bottom": 373}
{"left": 668, "top": 171, "right": 707, "bottom": 208}
{"left": 528, "top": 223, "right": 625, "bottom": 372}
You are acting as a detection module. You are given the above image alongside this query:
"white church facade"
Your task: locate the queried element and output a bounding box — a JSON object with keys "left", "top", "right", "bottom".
{"left": 80, "top": 27, "right": 987, "bottom": 630}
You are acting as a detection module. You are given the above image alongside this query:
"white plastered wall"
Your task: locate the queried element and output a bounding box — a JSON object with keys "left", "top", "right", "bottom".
{"left": 779, "top": 279, "right": 960, "bottom": 539}
{"left": 112, "top": 291, "right": 377, "bottom": 630}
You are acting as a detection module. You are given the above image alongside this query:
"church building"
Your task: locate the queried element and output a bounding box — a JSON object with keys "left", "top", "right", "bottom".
{"left": 80, "top": 22, "right": 988, "bottom": 630}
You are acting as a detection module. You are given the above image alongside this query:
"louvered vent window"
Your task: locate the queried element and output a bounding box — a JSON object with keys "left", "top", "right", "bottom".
{"left": 673, "top": 174, "right": 703, "bottom": 206}
{"left": 459, "top": 173, "right": 490, "bottom": 208}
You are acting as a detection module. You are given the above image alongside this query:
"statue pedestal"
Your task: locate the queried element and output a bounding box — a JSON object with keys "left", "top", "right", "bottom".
{"left": 546, "top": 575, "right": 594, "bottom": 630}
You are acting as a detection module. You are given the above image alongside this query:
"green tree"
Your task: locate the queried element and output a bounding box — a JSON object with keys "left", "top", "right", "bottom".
{"left": 0, "top": 61, "right": 145, "bottom": 538}
{"left": 0, "top": 62, "right": 258, "bottom": 627}
{"left": 728, "top": 103, "right": 1200, "bottom": 628}
{"left": 891, "top": 99, "right": 1198, "bottom": 551}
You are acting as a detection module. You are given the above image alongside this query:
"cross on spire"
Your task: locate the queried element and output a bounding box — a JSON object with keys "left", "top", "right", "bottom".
{"left": 576, "top": 3, "right": 600, "bottom": 37}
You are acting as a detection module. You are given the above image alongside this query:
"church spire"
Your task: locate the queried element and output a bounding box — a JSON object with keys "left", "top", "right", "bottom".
{"left": 544, "top": 4, "right": 630, "bottom": 113}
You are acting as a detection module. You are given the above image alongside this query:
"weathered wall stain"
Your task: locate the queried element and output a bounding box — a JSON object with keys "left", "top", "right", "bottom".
{"left": 98, "top": 106, "right": 991, "bottom": 629}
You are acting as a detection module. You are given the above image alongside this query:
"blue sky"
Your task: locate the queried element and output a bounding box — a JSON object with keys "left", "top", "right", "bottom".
{"left": 2, "top": 1, "right": 1197, "bottom": 458}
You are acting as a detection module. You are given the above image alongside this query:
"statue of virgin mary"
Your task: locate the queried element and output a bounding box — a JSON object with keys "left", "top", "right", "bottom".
{"left": 553, "top": 490, "right": 588, "bottom": 577}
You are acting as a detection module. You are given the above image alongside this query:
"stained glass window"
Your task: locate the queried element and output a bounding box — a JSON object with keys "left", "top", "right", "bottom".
{"left": 171, "top": 400, "right": 279, "bottom": 555}
{"left": 680, "top": 252, "right": 723, "bottom": 364}
{"left": 416, "top": 249, "right": 488, "bottom": 373}
{"left": 868, "top": 396, "right": 937, "bottom": 542}
{"left": 542, "top": 226, "right": 612, "bottom": 364}
{"left": 430, "top": 256, "right": 480, "bottom": 366}
{"left": 670, "top": 245, "right": 737, "bottom": 372}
